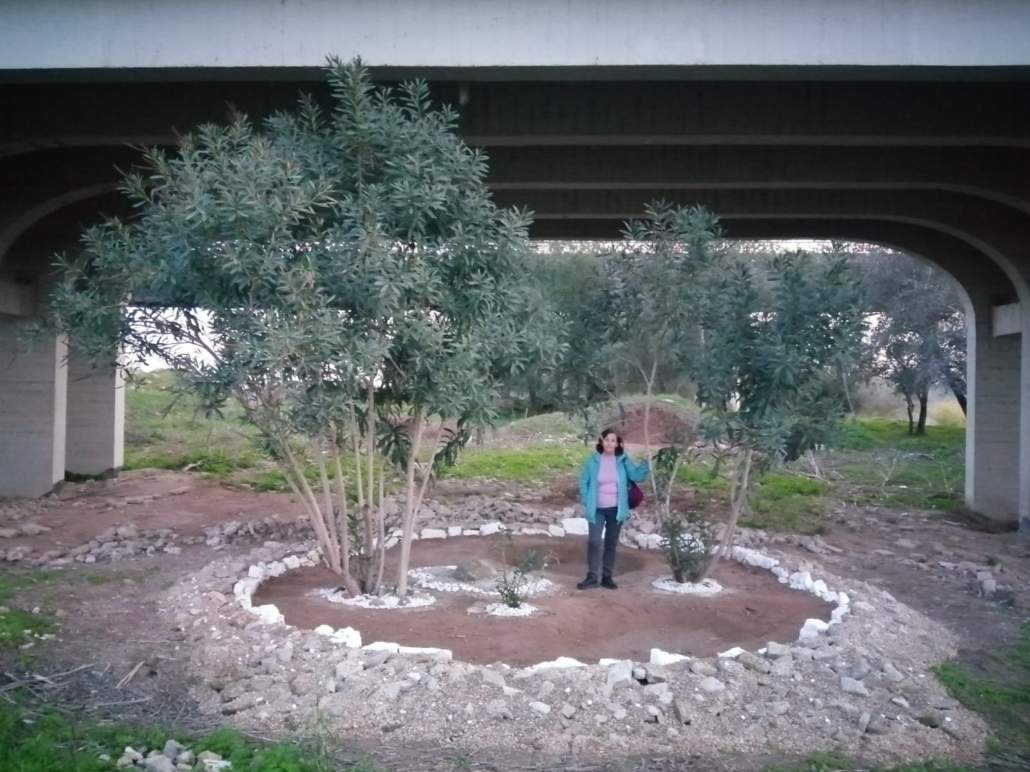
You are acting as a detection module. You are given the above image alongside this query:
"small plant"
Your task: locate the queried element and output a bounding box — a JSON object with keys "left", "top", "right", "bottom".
{"left": 495, "top": 565, "right": 529, "bottom": 608}
{"left": 660, "top": 511, "right": 714, "bottom": 583}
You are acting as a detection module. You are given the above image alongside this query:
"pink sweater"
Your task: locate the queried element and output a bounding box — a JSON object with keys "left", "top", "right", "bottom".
{"left": 597, "top": 454, "right": 618, "bottom": 508}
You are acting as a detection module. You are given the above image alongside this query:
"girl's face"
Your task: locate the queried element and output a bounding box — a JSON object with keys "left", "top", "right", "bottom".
{"left": 602, "top": 433, "right": 619, "bottom": 454}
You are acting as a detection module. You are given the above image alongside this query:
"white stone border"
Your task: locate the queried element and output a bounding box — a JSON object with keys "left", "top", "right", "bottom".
{"left": 231, "top": 519, "right": 852, "bottom": 669}
{"left": 652, "top": 576, "right": 724, "bottom": 595}
{"left": 408, "top": 565, "right": 555, "bottom": 598}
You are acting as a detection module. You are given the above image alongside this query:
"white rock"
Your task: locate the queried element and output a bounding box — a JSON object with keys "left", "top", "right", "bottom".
{"left": 420, "top": 528, "right": 448, "bottom": 540}
{"left": 528, "top": 700, "right": 551, "bottom": 715}
{"left": 718, "top": 646, "right": 745, "bottom": 659}
{"left": 788, "top": 571, "right": 813, "bottom": 591}
{"left": 314, "top": 625, "right": 362, "bottom": 648}
{"left": 635, "top": 532, "right": 663, "bottom": 550}
{"left": 649, "top": 648, "right": 690, "bottom": 667}
{"left": 283, "top": 555, "right": 301, "bottom": 570}
{"left": 248, "top": 564, "right": 267, "bottom": 580}
{"left": 547, "top": 524, "right": 566, "bottom": 537}
{"left": 798, "top": 618, "right": 830, "bottom": 640}
{"left": 363, "top": 641, "right": 401, "bottom": 654}
{"left": 397, "top": 645, "right": 453, "bottom": 662}
{"left": 561, "top": 518, "right": 589, "bottom": 536}
{"left": 699, "top": 677, "right": 725, "bottom": 693}
{"left": 251, "top": 603, "right": 284, "bottom": 625}
{"left": 447, "top": 526, "right": 463, "bottom": 537}
{"left": 266, "top": 560, "right": 286, "bottom": 577}
{"left": 480, "top": 522, "right": 504, "bottom": 536}
{"left": 527, "top": 656, "right": 588, "bottom": 672}
{"left": 606, "top": 660, "right": 635, "bottom": 690}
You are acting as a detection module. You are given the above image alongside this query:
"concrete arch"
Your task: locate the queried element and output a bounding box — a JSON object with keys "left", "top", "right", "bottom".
{"left": 0, "top": 184, "right": 119, "bottom": 270}
{"left": 512, "top": 188, "right": 1030, "bottom": 298}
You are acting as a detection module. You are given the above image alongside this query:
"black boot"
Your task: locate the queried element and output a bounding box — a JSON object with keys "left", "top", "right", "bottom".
{"left": 577, "top": 575, "right": 599, "bottom": 590}
{"left": 601, "top": 577, "right": 618, "bottom": 590}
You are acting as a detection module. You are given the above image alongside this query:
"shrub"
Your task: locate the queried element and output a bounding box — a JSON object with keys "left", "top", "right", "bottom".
{"left": 660, "top": 511, "right": 714, "bottom": 583}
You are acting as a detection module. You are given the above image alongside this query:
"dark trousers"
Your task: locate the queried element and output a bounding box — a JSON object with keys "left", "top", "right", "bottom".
{"left": 586, "top": 506, "right": 622, "bottom": 581}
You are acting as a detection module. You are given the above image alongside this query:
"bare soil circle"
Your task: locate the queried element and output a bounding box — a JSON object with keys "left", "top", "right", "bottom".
{"left": 252, "top": 535, "right": 831, "bottom": 666}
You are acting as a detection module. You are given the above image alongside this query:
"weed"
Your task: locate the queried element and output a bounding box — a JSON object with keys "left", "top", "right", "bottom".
{"left": 0, "top": 703, "right": 379, "bottom": 772}
{"left": 0, "top": 607, "right": 54, "bottom": 648}
{"left": 0, "top": 570, "right": 60, "bottom": 649}
{"left": 495, "top": 566, "right": 528, "bottom": 608}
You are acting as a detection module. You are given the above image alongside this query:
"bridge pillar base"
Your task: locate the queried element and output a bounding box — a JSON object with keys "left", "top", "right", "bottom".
{"left": 0, "top": 319, "right": 67, "bottom": 498}
{"left": 66, "top": 355, "right": 124, "bottom": 478}
{"left": 966, "top": 303, "right": 1022, "bottom": 526}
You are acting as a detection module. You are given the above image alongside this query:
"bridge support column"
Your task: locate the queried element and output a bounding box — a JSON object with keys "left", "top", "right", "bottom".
{"left": 966, "top": 301, "right": 1022, "bottom": 525}
{"left": 1021, "top": 309, "right": 1030, "bottom": 533}
{"left": 65, "top": 355, "right": 124, "bottom": 477}
{"left": 0, "top": 318, "right": 67, "bottom": 497}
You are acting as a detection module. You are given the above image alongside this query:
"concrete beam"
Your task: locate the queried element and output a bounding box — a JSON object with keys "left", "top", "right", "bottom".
{"left": 993, "top": 303, "right": 1023, "bottom": 336}
{"left": 5, "top": 79, "right": 1030, "bottom": 161}
{"left": 4, "top": 0, "right": 1030, "bottom": 70}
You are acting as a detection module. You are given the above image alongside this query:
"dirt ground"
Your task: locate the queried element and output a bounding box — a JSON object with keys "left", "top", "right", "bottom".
{"left": 1, "top": 469, "right": 1029, "bottom": 769}
{"left": 253, "top": 535, "right": 829, "bottom": 666}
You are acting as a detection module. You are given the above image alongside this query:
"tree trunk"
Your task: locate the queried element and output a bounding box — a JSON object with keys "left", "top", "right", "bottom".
{"left": 947, "top": 378, "right": 967, "bottom": 416}
{"left": 395, "top": 409, "right": 425, "bottom": 597}
{"left": 699, "top": 449, "right": 752, "bottom": 582}
{"left": 642, "top": 358, "right": 658, "bottom": 500}
{"left": 905, "top": 393, "right": 916, "bottom": 435}
{"left": 916, "top": 390, "right": 929, "bottom": 435}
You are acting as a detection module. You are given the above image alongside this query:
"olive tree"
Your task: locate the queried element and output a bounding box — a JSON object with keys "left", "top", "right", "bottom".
{"left": 46, "top": 60, "right": 556, "bottom": 597}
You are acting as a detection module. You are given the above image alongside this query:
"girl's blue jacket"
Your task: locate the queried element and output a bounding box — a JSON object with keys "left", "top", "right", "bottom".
{"left": 578, "top": 451, "right": 650, "bottom": 524}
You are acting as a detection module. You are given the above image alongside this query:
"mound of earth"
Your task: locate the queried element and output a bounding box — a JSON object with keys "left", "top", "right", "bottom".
{"left": 604, "top": 401, "right": 698, "bottom": 446}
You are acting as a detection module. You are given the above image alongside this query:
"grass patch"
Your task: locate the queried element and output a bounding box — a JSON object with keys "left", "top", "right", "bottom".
{"left": 0, "top": 570, "right": 60, "bottom": 602}
{"left": 0, "top": 570, "right": 60, "bottom": 649}
{"left": 676, "top": 460, "right": 730, "bottom": 492}
{"left": 740, "top": 472, "right": 830, "bottom": 534}
{"left": 0, "top": 703, "right": 380, "bottom": 772}
{"left": 835, "top": 418, "right": 964, "bottom": 456}
{"left": 825, "top": 419, "right": 964, "bottom": 512}
{"left": 440, "top": 445, "right": 583, "bottom": 482}
{"left": 934, "top": 623, "right": 1030, "bottom": 759}
{"left": 124, "top": 370, "right": 266, "bottom": 476}
{"left": 0, "top": 608, "right": 54, "bottom": 649}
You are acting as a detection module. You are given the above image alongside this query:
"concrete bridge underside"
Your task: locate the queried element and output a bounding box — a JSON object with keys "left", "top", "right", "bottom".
{"left": 1, "top": 3, "right": 1029, "bottom": 531}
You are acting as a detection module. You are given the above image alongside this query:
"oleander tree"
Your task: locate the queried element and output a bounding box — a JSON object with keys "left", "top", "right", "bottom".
{"left": 607, "top": 202, "right": 724, "bottom": 485}
{"left": 46, "top": 59, "right": 561, "bottom": 598}
{"left": 693, "top": 251, "right": 865, "bottom": 578}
